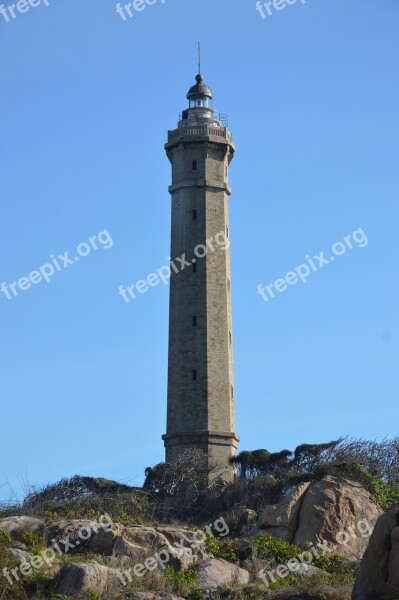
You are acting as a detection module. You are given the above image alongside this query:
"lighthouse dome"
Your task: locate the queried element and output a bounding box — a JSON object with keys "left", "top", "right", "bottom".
{"left": 186, "top": 74, "right": 213, "bottom": 109}
{"left": 187, "top": 74, "right": 213, "bottom": 99}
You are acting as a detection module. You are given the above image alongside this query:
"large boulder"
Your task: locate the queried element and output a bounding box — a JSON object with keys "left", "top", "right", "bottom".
{"left": 118, "top": 525, "right": 171, "bottom": 555}
{"left": 294, "top": 476, "right": 382, "bottom": 559}
{"left": 115, "top": 524, "right": 207, "bottom": 568}
{"left": 195, "top": 557, "right": 250, "bottom": 589}
{"left": 89, "top": 524, "right": 122, "bottom": 555}
{"left": 352, "top": 504, "right": 399, "bottom": 600}
{"left": 165, "top": 545, "right": 202, "bottom": 571}
{"left": 111, "top": 535, "right": 148, "bottom": 566}
{"left": 258, "top": 482, "right": 310, "bottom": 541}
{"left": 55, "top": 561, "right": 119, "bottom": 595}
{"left": 155, "top": 526, "right": 206, "bottom": 551}
{"left": 46, "top": 520, "right": 209, "bottom": 572}
{"left": 0, "top": 516, "right": 44, "bottom": 541}
{"left": 47, "top": 520, "right": 178, "bottom": 554}
{"left": 46, "top": 518, "right": 119, "bottom": 554}
{"left": 257, "top": 476, "right": 383, "bottom": 560}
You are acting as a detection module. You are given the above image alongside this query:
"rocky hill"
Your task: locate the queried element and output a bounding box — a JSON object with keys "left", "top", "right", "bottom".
{"left": 0, "top": 477, "right": 395, "bottom": 600}
{"left": 1, "top": 440, "right": 398, "bottom": 599}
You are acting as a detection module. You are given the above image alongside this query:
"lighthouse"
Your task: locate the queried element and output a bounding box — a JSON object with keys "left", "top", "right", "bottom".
{"left": 163, "top": 72, "right": 238, "bottom": 481}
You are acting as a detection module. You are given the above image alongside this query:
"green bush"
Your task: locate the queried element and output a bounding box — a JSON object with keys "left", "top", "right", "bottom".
{"left": 324, "top": 461, "right": 399, "bottom": 509}
{"left": 44, "top": 511, "right": 59, "bottom": 522}
{"left": 363, "top": 472, "right": 399, "bottom": 509}
{"left": 0, "top": 529, "right": 13, "bottom": 547}
{"left": 252, "top": 532, "right": 301, "bottom": 563}
{"left": 266, "top": 575, "right": 299, "bottom": 589}
{"left": 206, "top": 538, "right": 237, "bottom": 562}
{"left": 117, "top": 511, "right": 135, "bottom": 525}
{"left": 253, "top": 532, "right": 356, "bottom": 589}
{"left": 164, "top": 566, "right": 197, "bottom": 595}
{"left": 22, "top": 531, "right": 44, "bottom": 554}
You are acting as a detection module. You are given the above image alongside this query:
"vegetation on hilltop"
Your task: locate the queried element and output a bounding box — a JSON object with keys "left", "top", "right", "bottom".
{"left": 227, "top": 437, "right": 399, "bottom": 511}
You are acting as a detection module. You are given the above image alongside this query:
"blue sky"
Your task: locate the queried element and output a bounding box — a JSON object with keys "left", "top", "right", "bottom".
{"left": 0, "top": 0, "right": 398, "bottom": 502}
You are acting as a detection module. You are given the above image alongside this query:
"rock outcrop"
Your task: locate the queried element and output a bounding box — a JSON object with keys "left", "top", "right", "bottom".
{"left": 0, "top": 516, "right": 44, "bottom": 541}
{"left": 258, "top": 482, "right": 310, "bottom": 541}
{"left": 56, "top": 562, "right": 118, "bottom": 595}
{"left": 46, "top": 520, "right": 207, "bottom": 570}
{"left": 257, "top": 476, "right": 383, "bottom": 560}
{"left": 352, "top": 504, "right": 399, "bottom": 600}
{"left": 195, "top": 557, "right": 250, "bottom": 589}
{"left": 1, "top": 484, "right": 381, "bottom": 600}
{"left": 51, "top": 527, "right": 249, "bottom": 594}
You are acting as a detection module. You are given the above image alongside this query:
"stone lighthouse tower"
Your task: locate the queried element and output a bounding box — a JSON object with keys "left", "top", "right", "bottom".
{"left": 162, "top": 71, "right": 239, "bottom": 482}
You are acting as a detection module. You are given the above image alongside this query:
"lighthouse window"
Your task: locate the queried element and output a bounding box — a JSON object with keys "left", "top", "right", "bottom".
{"left": 192, "top": 370, "right": 198, "bottom": 381}
{"left": 192, "top": 316, "right": 197, "bottom": 327}
{"left": 192, "top": 160, "right": 197, "bottom": 171}
{"left": 189, "top": 98, "right": 212, "bottom": 109}
{"left": 193, "top": 262, "right": 197, "bottom": 273}
{"left": 192, "top": 209, "right": 197, "bottom": 220}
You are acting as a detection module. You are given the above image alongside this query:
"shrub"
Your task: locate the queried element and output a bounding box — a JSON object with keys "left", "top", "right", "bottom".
{"left": 164, "top": 566, "right": 198, "bottom": 595}
{"left": 117, "top": 511, "right": 135, "bottom": 525}
{"left": 144, "top": 448, "right": 211, "bottom": 497}
{"left": 0, "top": 529, "right": 12, "bottom": 547}
{"left": 252, "top": 532, "right": 301, "bottom": 563}
{"left": 206, "top": 538, "right": 237, "bottom": 562}
{"left": 360, "top": 470, "right": 399, "bottom": 509}
{"left": 22, "top": 531, "right": 44, "bottom": 554}
{"left": 16, "top": 475, "right": 155, "bottom": 523}
{"left": 232, "top": 438, "right": 399, "bottom": 482}
{"left": 266, "top": 575, "right": 299, "bottom": 589}
{"left": 230, "top": 438, "right": 399, "bottom": 511}
{"left": 44, "top": 511, "right": 59, "bottom": 522}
